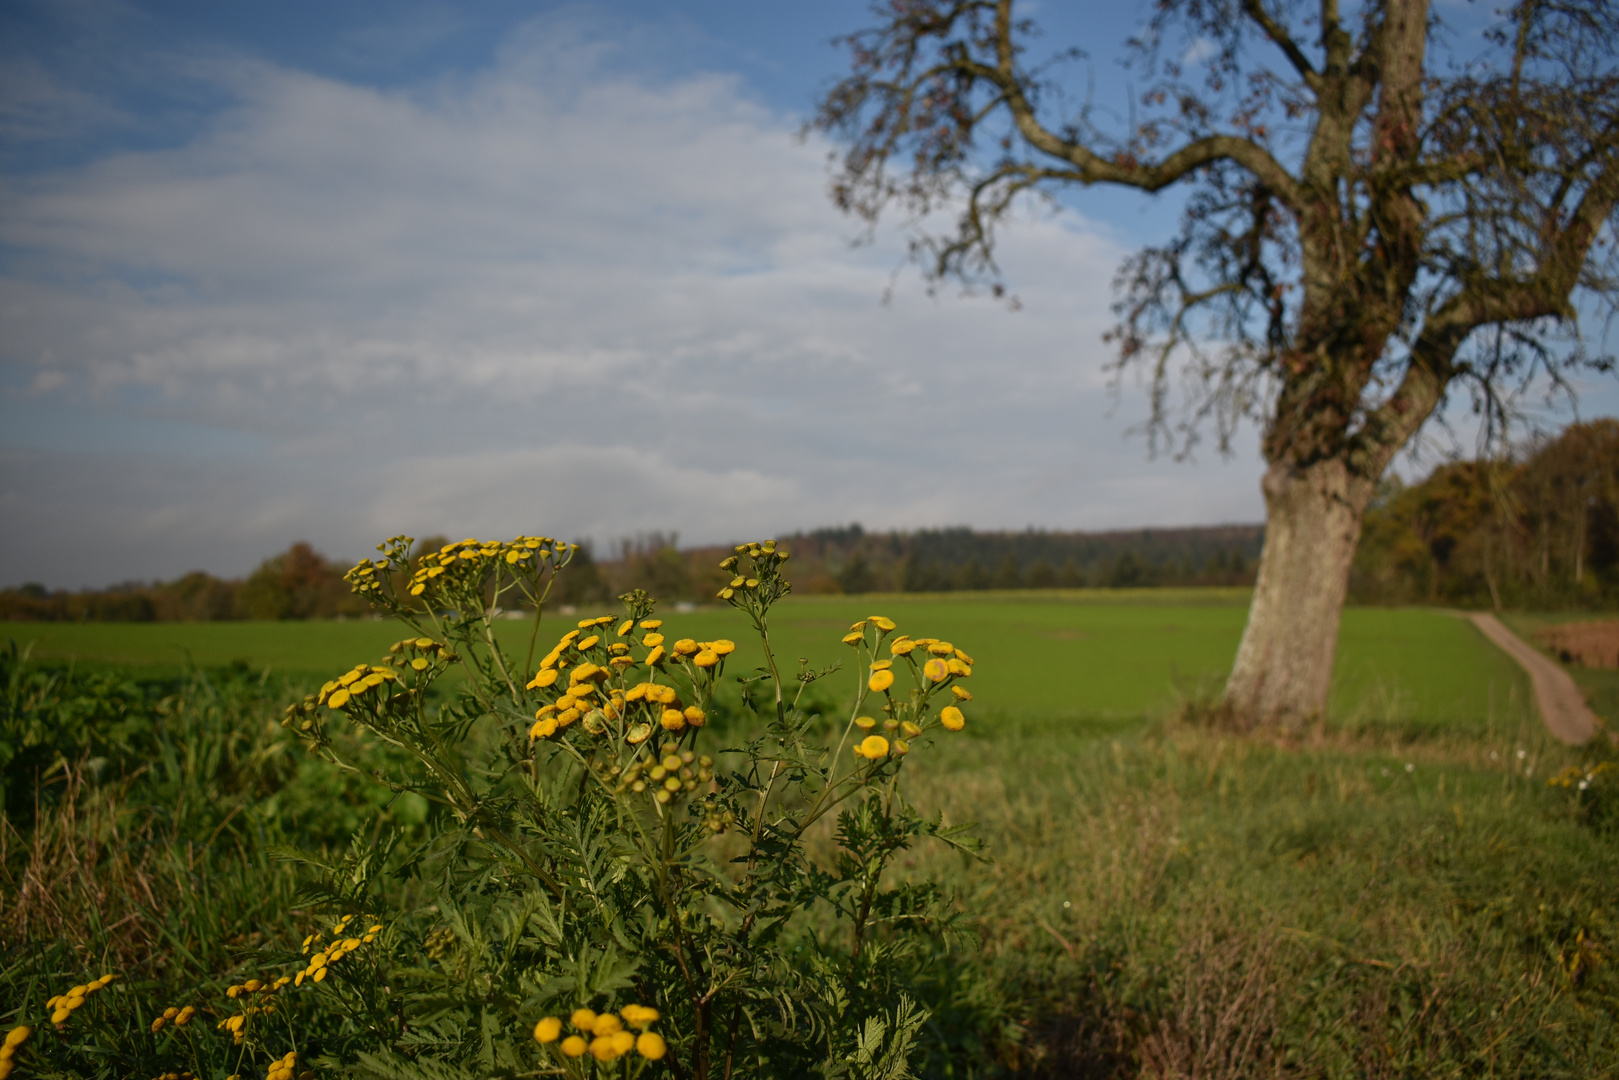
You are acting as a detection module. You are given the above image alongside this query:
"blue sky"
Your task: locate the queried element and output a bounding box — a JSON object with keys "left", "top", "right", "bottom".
{"left": 3, "top": 0, "right": 1615, "bottom": 589}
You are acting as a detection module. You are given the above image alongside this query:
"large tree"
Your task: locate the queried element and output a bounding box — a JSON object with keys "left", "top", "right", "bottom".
{"left": 814, "top": 0, "right": 1619, "bottom": 726}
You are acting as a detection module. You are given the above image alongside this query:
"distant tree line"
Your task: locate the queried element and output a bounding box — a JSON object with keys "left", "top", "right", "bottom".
{"left": 0, "top": 542, "right": 367, "bottom": 622}
{"left": 1, "top": 525, "right": 1264, "bottom": 622}
{"left": 1351, "top": 420, "right": 1619, "bottom": 609}
{"left": 556, "top": 525, "right": 1263, "bottom": 605}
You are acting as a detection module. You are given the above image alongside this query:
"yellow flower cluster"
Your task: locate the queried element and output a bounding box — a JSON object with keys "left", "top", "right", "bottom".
{"left": 524, "top": 616, "right": 734, "bottom": 745}
{"left": 263, "top": 1049, "right": 313, "bottom": 1080}
{"left": 716, "top": 540, "right": 792, "bottom": 607}
{"left": 0, "top": 1025, "right": 30, "bottom": 1079}
{"left": 842, "top": 618, "right": 976, "bottom": 760}
{"left": 1548, "top": 760, "right": 1616, "bottom": 791}
{"left": 214, "top": 987, "right": 282, "bottom": 1043}
{"left": 396, "top": 535, "right": 562, "bottom": 597}
{"left": 614, "top": 748, "right": 715, "bottom": 806}
{"left": 296, "top": 914, "right": 382, "bottom": 986}
{"left": 148, "top": 1004, "right": 198, "bottom": 1033}
{"left": 45, "top": 972, "right": 117, "bottom": 1025}
{"left": 287, "top": 637, "right": 456, "bottom": 732}
{"left": 533, "top": 1004, "right": 667, "bottom": 1063}
{"left": 317, "top": 663, "right": 399, "bottom": 710}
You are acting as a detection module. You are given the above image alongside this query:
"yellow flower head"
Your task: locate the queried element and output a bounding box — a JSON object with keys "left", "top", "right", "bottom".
{"left": 855, "top": 716, "right": 876, "bottom": 731}
{"left": 534, "top": 1017, "right": 562, "bottom": 1043}
{"left": 617, "top": 619, "right": 634, "bottom": 637}
{"left": 923, "top": 658, "right": 949, "bottom": 683}
{"left": 868, "top": 669, "right": 895, "bottom": 693}
{"left": 947, "top": 658, "right": 971, "bottom": 677}
{"left": 642, "top": 633, "right": 665, "bottom": 647}
{"left": 661, "top": 709, "right": 687, "bottom": 732}
{"left": 672, "top": 638, "right": 699, "bottom": 656}
{"left": 842, "top": 632, "right": 863, "bottom": 646}
{"left": 637, "top": 1032, "right": 669, "bottom": 1060}
{"left": 590, "top": 1036, "right": 627, "bottom": 1061}
{"left": 951, "top": 685, "right": 973, "bottom": 701}
{"left": 561, "top": 1035, "right": 588, "bottom": 1057}
{"left": 890, "top": 638, "right": 915, "bottom": 656}
{"left": 570, "top": 1008, "right": 598, "bottom": 1031}
{"left": 683, "top": 706, "right": 706, "bottom": 727}
{"left": 940, "top": 706, "right": 966, "bottom": 731}
{"left": 620, "top": 1004, "right": 660, "bottom": 1028}
{"left": 856, "top": 735, "right": 890, "bottom": 759}
{"left": 869, "top": 659, "right": 893, "bottom": 671}
{"left": 693, "top": 650, "right": 719, "bottom": 668}
{"left": 527, "top": 668, "right": 558, "bottom": 689}
{"left": 711, "top": 639, "right": 736, "bottom": 655}
{"left": 592, "top": 1013, "right": 623, "bottom": 1036}
{"left": 870, "top": 616, "right": 897, "bottom": 631}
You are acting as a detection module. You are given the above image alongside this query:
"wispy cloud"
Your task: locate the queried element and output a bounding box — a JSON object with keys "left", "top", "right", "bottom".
{"left": 0, "top": 11, "right": 1265, "bottom": 588}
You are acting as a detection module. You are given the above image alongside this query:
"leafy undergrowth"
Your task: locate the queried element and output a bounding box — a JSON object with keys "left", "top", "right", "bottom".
{"left": 3, "top": 645, "right": 1617, "bottom": 1079}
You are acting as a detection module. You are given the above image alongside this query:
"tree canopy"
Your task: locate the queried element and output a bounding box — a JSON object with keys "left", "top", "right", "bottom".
{"left": 814, "top": 0, "right": 1619, "bottom": 725}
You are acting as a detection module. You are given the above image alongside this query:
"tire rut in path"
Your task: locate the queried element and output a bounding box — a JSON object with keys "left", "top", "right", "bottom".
{"left": 1467, "top": 612, "right": 1608, "bottom": 745}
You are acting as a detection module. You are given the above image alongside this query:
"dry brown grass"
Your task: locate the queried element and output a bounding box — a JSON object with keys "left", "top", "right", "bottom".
{"left": 1535, "top": 620, "right": 1619, "bottom": 668}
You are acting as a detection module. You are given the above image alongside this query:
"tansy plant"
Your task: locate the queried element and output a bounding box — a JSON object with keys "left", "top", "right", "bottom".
{"left": 269, "top": 535, "right": 982, "bottom": 1079}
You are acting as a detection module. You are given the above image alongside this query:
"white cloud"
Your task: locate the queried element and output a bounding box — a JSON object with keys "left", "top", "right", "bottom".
{"left": 0, "top": 14, "right": 1265, "bottom": 587}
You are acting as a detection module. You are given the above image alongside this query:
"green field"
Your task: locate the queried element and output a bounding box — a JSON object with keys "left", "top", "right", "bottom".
{"left": 0, "top": 591, "right": 1539, "bottom": 731}
{"left": 6, "top": 589, "right": 1617, "bottom": 1077}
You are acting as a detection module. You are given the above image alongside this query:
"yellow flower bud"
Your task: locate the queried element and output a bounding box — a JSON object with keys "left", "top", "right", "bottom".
{"left": 856, "top": 735, "right": 890, "bottom": 759}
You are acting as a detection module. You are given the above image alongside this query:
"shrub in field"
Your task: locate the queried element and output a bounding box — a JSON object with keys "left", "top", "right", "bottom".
{"left": 288, "top": 535, "right": 984, "bottom": 1078}
{"left": 0, "top": 535, "right": 982, "bottom": 1079}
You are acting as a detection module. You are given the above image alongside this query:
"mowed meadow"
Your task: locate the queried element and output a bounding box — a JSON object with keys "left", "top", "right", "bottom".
{"left": 4, "top": 590, "right": 1618, "bottom": 1078}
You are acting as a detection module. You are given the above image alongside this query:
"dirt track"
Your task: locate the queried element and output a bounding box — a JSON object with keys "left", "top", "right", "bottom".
{"left": 1467, "top": 613, "right": 1606, "bottom": 745}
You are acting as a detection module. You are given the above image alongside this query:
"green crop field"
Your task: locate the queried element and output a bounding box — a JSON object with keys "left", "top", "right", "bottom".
{"left": 1, "top": 591, "right": 1537, "bottom": 731}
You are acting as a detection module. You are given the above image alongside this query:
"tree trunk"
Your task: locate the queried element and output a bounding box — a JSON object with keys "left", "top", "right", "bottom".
{"left": 1224, "top": 457, "right": 1374, "bottom": 729}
